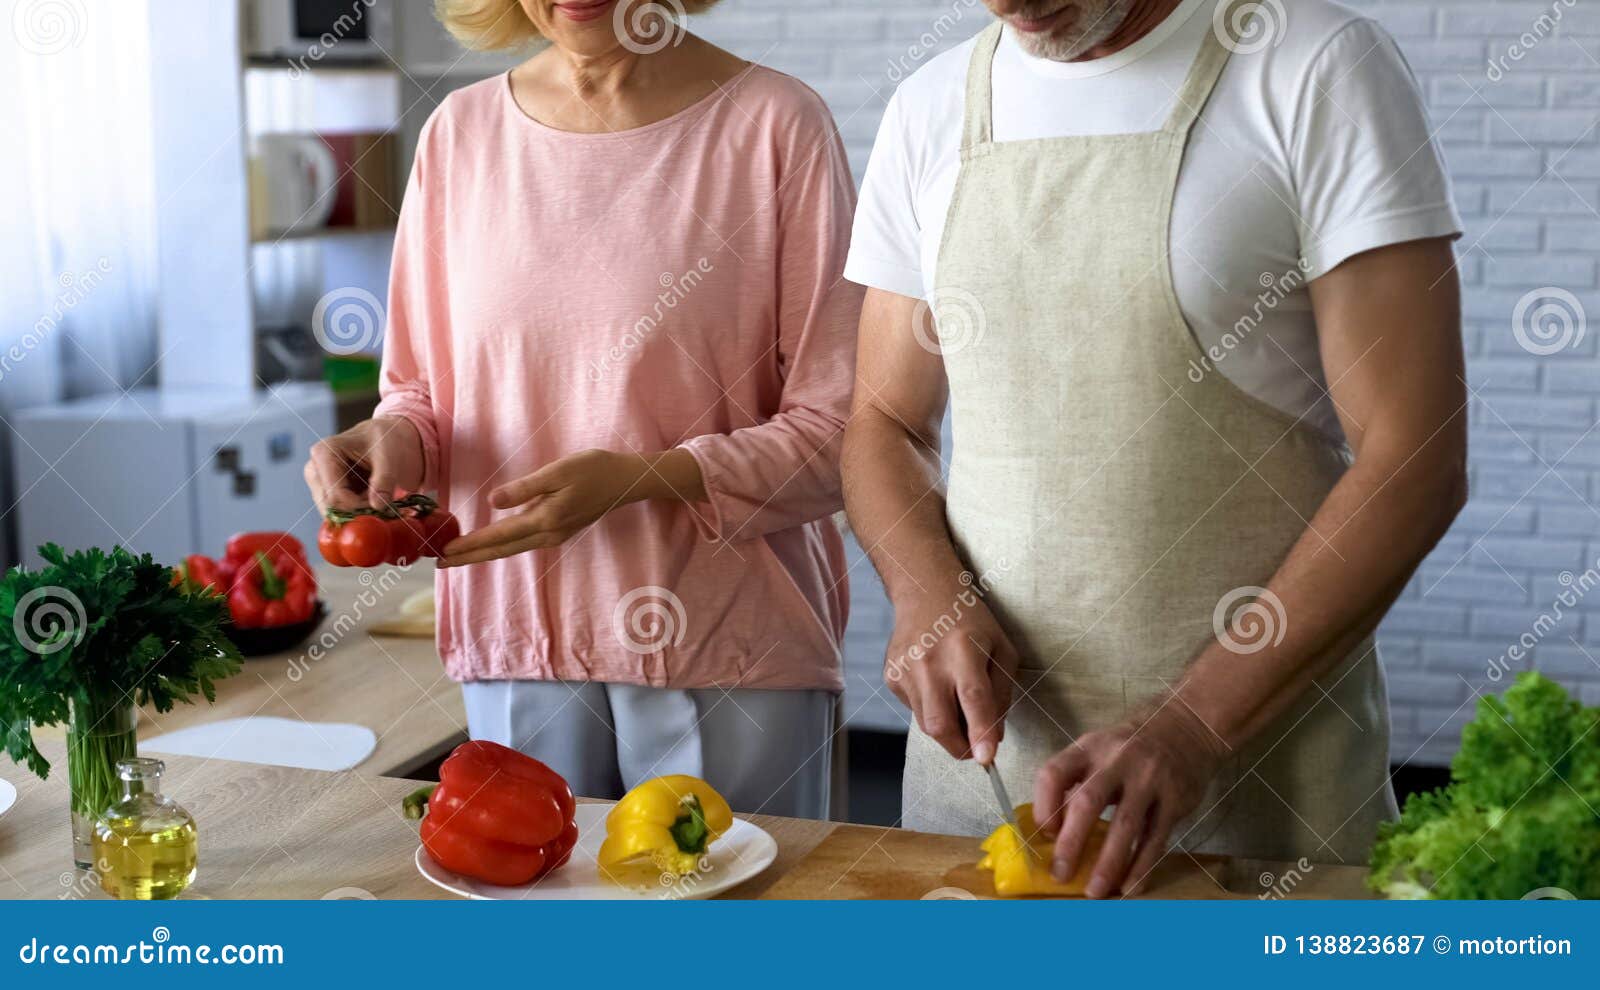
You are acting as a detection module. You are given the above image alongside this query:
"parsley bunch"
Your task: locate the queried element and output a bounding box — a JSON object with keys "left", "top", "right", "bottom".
{"left": 1370, "top": 672, "right": 1600, "bottom": 899}
{"left": 0, "top": 544, "right": 243, "bottom": 779}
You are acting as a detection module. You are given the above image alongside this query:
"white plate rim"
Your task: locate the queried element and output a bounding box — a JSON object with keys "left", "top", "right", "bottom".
{"left": 415, "top": 803, "right": 778, "bottom": 900}
{"left": 0, "top": 777, "right": 16, "bottom": 819}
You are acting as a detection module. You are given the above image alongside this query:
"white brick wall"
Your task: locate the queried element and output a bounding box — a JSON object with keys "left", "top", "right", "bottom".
{"left": 691, "top": 0, "right": 1600, "bottom": 763}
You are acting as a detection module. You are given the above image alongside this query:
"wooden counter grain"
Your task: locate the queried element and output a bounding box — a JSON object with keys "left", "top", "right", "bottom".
{"left": 0, "top": 749, "right": 1370, "bottom": 901}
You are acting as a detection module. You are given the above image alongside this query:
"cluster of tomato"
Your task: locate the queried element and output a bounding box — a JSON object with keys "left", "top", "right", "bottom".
{"left": 173, "top": 531, "right": 318, "bottom": 629}
{"left": 318, "top": 492, "right": 460, "bottom": 568}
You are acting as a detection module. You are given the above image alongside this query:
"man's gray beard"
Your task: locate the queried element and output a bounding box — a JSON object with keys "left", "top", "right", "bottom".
{"left": 1010, "top": 0, "right": 1137, "bottom": 61}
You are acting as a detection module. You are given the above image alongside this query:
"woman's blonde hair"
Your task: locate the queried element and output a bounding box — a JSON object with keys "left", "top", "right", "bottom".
{"left": 435, "top": 0, "right": 726, "bottom": 51}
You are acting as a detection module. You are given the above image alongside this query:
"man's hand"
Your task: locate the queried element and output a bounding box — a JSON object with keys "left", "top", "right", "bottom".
{"left": 886, "top": 587, "right": 1020, "bottom": 764}
{"left": 1032, "top": 702, "right": 1225, "bottom": 898}
{"left": 847, "top": 287, "right": 1024, "bottom": 761}
{"left": 304, "top": 416, "right": 425, "bottom": 512}
{"left": 441, "top": 448, "right": 705, "bottom": 566}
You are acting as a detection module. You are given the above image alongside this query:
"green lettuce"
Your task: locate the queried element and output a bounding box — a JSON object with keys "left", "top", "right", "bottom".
{"left": 1369, "top": 672, "right": 1600, "bottom": 899}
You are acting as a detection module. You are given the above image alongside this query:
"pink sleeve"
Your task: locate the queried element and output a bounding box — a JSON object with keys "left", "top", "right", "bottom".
{"left": 679, "top": 96, "right": 864, "bottom": 544}
{"left": 372, "top": 114, "right": 447, "bottom": 492}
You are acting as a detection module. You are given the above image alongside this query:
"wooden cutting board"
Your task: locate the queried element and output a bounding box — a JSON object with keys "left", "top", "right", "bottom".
{"left": 758, "top": 823, "right": 1374, "bottom": 900}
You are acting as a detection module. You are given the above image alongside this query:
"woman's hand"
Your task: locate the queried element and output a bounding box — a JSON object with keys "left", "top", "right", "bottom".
{"left": 1031, "top": 702, "right": 1227, "bottom": 898}
{"left": 305, "top": 417, "right": 425, "bottom": 512}
{"left": 441, "top": 448, "right": 705, "bottom": 567}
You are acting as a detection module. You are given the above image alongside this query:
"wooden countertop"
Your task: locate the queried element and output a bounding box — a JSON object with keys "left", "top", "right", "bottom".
{"left": 0, "top": 748, "right": 1372, "bottom": 900}
{"left": 29, "top": 566, "right": 466, "bottom": 780}
{"left": 2, "top": 565, "right": 1374, "bottom": 900}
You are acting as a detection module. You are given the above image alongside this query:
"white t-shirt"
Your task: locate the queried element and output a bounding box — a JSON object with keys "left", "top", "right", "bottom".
{"left": 845, "top": 0, "right": 1462, "bottom": 440}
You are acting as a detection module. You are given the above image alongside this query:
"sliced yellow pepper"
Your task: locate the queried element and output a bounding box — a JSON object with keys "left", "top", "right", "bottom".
{"left": 979, "top": 803, "right": 1108, "bottom": 898}
{"left": 598, "top": 775, "right": 735, "bottom": 888}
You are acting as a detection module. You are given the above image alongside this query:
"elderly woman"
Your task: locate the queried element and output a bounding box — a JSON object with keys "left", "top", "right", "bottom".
{"left": 303, "top": 0, "right": 862, "bottom": 819}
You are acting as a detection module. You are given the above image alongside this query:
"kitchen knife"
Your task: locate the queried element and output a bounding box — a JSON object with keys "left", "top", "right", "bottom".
{"left": 984, "top": 761, "right": 1019, "bottom": 829}
{"left": 985, "top": 761, "right": 1039, "bottom": 865}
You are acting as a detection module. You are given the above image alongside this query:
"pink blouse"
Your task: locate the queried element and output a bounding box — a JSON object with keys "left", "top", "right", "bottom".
{"left": 374, "top": 67, "right": 863, "bottom": 692}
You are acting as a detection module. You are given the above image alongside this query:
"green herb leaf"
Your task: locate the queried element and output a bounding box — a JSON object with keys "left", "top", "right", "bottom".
{"left": 0, "top": 543, "right": 244, "bottom": 779}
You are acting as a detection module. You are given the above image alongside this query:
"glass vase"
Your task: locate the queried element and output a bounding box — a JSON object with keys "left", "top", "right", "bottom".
{"left": 66, "top": 697, "right": 138, "bottom": 869}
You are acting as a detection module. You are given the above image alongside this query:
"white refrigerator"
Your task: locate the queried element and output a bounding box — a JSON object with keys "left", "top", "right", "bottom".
{"left": 11, "top": 383, "right": 335, "bottom": 567}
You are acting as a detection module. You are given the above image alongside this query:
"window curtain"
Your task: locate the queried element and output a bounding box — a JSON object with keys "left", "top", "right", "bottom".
{"left": 0, "top": 0, "right": 159, "bottom": 562}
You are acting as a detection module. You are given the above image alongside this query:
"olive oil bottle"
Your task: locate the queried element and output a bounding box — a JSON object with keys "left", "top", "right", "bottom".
{"left": 92, "top": 758, "right": 197, "bottom": 900}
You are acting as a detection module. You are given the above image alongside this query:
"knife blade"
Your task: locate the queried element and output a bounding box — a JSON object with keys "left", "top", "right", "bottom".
{"left": 984, "top": 761, "right": 1018, "bottom": 829}
{"left": 985, "top": 761, "right": 1038, "bottom": 866}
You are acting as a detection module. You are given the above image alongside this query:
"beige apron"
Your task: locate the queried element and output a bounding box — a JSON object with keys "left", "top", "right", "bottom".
{"left": 901, "top": 17, "right": 1398, "bottom": 864}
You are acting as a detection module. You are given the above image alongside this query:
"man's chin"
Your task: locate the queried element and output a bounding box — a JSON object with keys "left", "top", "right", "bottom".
{"left": 1011, "top": 26, "right": 1098, "bottom": 62}
{"left": 1008, "top": 0, "right": 1132, "bottom": 63}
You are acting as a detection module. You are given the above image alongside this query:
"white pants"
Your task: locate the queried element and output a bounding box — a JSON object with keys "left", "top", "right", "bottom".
{"left": 462, "top": 681, "right": 836, "bottom": 820}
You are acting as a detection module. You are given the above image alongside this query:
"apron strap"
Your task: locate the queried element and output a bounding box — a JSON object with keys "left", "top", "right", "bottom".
{"left": 960, "top": 22, "right": 1005, "bottom": 153}
{"left": 1162, "top": 1, "right": 1241, "bottom": 136}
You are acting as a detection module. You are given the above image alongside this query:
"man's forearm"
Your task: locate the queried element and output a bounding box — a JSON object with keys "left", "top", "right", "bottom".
{"left": 1170, "top": 437, "right": 1468, "bottom": 753}
{"left": 842, "top": 407, "right": 970, "bottom": 608}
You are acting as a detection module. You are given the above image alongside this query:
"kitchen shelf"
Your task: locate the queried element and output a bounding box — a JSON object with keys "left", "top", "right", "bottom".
{"left": 244, "top": 65, "right": 403, "bottom": 136}
{"left": 406, "top": 59, "right": 522, "bottom": 77}
{"left": 244, "top": 57, "right": 397, "bottom": 73}
{"left": 251, "top": 225, "right": 396, "bottom": 245}
{"left": 333, "top": 387, "right": 382, "bottom": 432}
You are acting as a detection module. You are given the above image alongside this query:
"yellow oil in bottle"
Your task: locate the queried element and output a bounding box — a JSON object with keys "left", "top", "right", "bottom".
{"left": 91, "top": 758, "right": 198, "bottom": 900}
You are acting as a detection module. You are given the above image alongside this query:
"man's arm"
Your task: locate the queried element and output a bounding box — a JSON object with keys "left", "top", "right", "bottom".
{"left": 1035, "top": 237, "right": 1468, "bottom": 897}
{"left": 843, "top": 288, "right": 1020, "bottom": 765}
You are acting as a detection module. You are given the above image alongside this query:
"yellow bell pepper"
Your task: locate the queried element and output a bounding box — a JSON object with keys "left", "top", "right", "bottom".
{"left": 598, "top": 775, "right": 734, "bottom": 887}
{"left": 979, "top": 803, "right": 1108, "bottom": 897}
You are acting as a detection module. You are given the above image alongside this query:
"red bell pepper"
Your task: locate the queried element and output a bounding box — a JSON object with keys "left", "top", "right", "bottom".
{"left": 419, "top": 740, "right": 578, "bottom": 887}
{"left": 173, "top": 554, "right": 225, "bottom": 596}
{"left": 225, "top": 531, "right": 314, "bottom": 585}
{"left": 225, "top": 531, "right": 306, "bottom": 566}
{"left": 228, "top": 550, "right": 316, "bottom": 628}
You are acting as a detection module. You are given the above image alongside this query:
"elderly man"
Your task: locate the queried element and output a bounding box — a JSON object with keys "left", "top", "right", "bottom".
{"left": 842, "top": 0, "right": 1466, "bottom": 897}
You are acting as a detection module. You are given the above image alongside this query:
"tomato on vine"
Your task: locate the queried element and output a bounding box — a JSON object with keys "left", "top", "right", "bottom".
{"left": 318, "top": 520, "right": 347, "bottom": 567}
{"left": 337, "top": 515, "right": 391, "bottom": 568}
{"left": 318, "top": 493, "right": 457, "bottom": 568}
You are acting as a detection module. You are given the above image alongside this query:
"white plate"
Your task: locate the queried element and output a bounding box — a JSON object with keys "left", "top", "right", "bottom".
{"left": 0, "top": 777, "right": 15, "bottom": 819}
{"left": 416, "top": 802, "right": 777, "bottom": 900}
